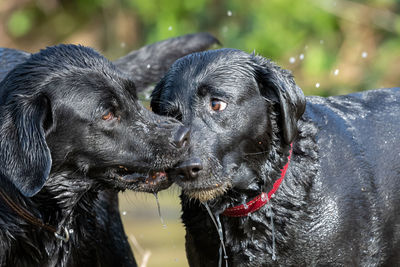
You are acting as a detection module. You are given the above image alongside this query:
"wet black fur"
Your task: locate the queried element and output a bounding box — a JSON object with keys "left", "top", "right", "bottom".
{"left": 151, "top": 48, "right": 400, "bottom": 266}
{"left": 0, "top": 33, "right": 219, "bottom": 267}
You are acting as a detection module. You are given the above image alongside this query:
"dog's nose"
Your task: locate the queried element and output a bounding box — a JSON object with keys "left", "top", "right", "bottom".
{"left": 174, "top": 126, "right": 190, "bottom": 148}
{"left": 175, "top": 158, "right": 203, "bottom": 179}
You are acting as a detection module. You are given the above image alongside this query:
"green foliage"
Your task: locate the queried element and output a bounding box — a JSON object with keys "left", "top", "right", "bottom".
{"left": 1, "top": 0, "right": 399, "bottom": 96}
{"left": 7, "top": 9, "right": 34, "bottom": 37}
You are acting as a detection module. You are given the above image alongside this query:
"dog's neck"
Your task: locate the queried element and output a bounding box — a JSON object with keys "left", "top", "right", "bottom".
{"left": 191, "top": 120, "right": 319, "bottom": 265}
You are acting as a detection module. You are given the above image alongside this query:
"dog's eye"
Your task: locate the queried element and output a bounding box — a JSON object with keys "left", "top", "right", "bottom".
{"left": 210, "top": 99, "right": 227, "bottom": 111}
{"left": 102, "top": 111, "right": 114, "bottom": 121}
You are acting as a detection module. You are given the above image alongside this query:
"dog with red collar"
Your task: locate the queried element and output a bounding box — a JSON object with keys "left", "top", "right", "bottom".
{"left": 152, "top": 48, "right": 400, "bottom": 266}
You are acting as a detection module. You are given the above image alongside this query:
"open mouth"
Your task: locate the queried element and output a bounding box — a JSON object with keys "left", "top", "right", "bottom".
{"left": 114, "top": 167, "right": 172, "bottom": 192}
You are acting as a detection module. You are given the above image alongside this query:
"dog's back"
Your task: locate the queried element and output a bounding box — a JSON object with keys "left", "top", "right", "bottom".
{"left": 304, "top": 87, "right": 400, "bottom": 265}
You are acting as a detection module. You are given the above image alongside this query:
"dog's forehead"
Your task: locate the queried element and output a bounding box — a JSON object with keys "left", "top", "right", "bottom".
{"left": 168, "top": 49, "right": 256, "bottom": 96}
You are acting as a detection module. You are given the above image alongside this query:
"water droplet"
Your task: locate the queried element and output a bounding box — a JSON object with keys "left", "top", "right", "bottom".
{"left": 361, "top": 51, "right": 368, "bottom": 58}
{"left": 168, "top": 26, "right": 173, "bottom": 31}
{"left": 334, "top": 69, "right": 339, "bottom": 76}
{"left": 252, "top": 227, "right": 256, "bottom": 231}
{"left": 122, "top": 211, "right": 127, "bottom": 216}
{"left": 154, "top": 193, "right": 167, "bottom": 228}
{"left": 227, "top": 10, "right": 232, "bottom": 16}
{"left": 120, "top": 42, "right": 126, "bottom": 48}
{"left": 203, "top": 203, "right": 228, "bottom": 267}
{"left": 315, "top": 83, "right": 320, "bottom": 88}
{"left": 289, "top": 57, "right": 296, "bottom": 64}
{"left": 68, "top": 229, "right": 74, "bottom": 234}
{"left": 299, "top": 54, "right": 304, "bottom": 60}
{"left": 320, "top": 40, "right": 324, "bottom": 44}
{"left": 146, "top": 64, "right": 151, "bottom": 69}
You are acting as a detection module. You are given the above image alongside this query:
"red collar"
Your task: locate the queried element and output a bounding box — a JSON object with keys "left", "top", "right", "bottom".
{"left": 222, "top": 144, "right": 293, "bottom": 217}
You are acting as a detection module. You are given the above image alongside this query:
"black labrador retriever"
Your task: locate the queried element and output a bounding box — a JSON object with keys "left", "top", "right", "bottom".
{"left": 151, "top": 48, "right": 400, "bottom": 266}
{"left": 0, "top": 33, "right": 218, "bottom": 266}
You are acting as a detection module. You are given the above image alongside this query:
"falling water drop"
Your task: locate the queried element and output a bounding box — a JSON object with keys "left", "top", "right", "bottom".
{"left": 299, "top": 54, "right": 304, "bottom": 60}
{"left": 203, "top": 203, "right": 228, "bottom": 267}
{"left": 315, "top": 83, "right": 320, "bottom": 88}
{"left": 146, "top": 64, "right": 151, "bottom": 69}
{"left": 289, "top": 57, "right": 296, "bottom": 64}
{"left": 334, "top": 69, "right": 339, "bottom": 76}
{"left": 227, "top": 10, "right": 232, "bottom": 16}
{"left": 154, "top": 193, "right": 167, "bottom": 228}
{"left": 361, "top": 51, "right": 368, "bottom": 58}
{"left": 168, "top": 26, "right": 173, "bottom": 31}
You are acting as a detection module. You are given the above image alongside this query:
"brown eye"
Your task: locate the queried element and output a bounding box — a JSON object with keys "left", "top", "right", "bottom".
{"left": 102, "top": 111, "right": 114, "bottom": 121}
{"left": 210, "top": 99, "right": 227, "bottom": 111}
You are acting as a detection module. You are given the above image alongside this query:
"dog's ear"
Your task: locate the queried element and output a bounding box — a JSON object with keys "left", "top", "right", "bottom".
{"left": 0, "top": 93, "right": 53, "bottom": 197}
{"left": 252, "top": 55, "right": 306, "bottom": 144}
{"left": 149, "top": 78, "right": 165, "bottom": 115}
{"left": 114, "top": 33, "right": 220, "bottom": 92}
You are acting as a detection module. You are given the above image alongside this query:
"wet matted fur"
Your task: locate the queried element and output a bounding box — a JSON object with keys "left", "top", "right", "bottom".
{"left": 0, "top": 33, "right": 218, "bottom": 267}
{"left": 151, "top": 48, "right": 400, "bottom": 266}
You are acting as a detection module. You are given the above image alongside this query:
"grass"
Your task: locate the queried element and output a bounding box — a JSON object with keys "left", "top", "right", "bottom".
{"left": 119, "top": 185, "right": 189, "bottom": 267}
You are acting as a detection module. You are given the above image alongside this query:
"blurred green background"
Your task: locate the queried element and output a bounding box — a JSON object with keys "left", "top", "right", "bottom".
{"left": 1, "top": 0, "right": 399, "bottom": 266}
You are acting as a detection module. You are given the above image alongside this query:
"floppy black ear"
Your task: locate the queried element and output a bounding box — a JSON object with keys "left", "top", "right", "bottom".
{"left": 150, "top": 78, "right": 165, "bottom": 115}
{"left": 114, "top": 33, "right": 220, "bottom": 92}
{"left": 0, "top": 94, "right": 52, "bottom": 197}
{"left": 252, "top": 55, "right": 306, "bottom": 144}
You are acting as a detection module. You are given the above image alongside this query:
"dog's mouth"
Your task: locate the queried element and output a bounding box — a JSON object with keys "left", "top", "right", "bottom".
{"left": 181, "top": 181, "right": 231, "bottom": 202}
{"left": 113, "top": 166, "right": 172, "bottom": 192}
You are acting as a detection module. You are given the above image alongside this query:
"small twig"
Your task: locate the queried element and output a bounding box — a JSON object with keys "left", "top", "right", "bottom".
{"left": 129, "top": 234, "right": 152, "bottom": 267}
{"left": 313, "top": 0, "right": 399, "bottom": 33}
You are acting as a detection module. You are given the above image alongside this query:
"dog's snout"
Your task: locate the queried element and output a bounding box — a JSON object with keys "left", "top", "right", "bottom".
{"left": 174, "top": 126, "right": 190, "bottom": 148}
{"left": 175, "top": 158, "right": 203, "bottom": 179}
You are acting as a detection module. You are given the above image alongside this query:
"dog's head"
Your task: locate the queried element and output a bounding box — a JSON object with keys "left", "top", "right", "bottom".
{"left": 151, "top": 49, "right": 305, "bottom": 202}
{"left": 0, "top": 44, "right": 190, "bottom": 197}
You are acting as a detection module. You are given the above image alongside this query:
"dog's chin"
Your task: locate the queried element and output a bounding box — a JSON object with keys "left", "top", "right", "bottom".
{"left": 182, "top": 181, "right": 231, "bottom": 202}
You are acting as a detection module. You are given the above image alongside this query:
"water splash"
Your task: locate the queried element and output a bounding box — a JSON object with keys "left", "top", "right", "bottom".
{"left": 203, "top": 203, "right": 228, "bottom": 267}
{"left": 154, "top": 193, "right": 167, "bottom": 228}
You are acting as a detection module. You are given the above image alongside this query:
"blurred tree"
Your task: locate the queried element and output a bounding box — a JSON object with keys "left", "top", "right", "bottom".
{"left": 0, "top": 0, "right": 399, "bottom": 95}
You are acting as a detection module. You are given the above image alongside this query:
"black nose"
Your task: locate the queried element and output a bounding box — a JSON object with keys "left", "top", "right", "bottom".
{"left": 174, "top": 126, "right": 190, "bottom": 148}
{"left": 175, "top": 158, "right": 203, "bottom": 179}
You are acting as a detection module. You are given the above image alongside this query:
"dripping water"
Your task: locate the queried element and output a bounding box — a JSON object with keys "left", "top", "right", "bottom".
{"left": 203, "top": 203, "right": 228, "bottom": 267}
{"left": 154, "top": 193, "right": 167, "bottom": 228}
{"left": 266, "top": 202, "right": 276, "bottom": 261}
